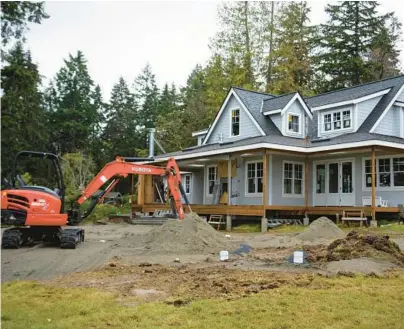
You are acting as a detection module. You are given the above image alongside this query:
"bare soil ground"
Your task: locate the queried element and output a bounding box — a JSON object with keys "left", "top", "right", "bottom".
{"left": 2, "top": 222, "right": 404, "bottom": 283}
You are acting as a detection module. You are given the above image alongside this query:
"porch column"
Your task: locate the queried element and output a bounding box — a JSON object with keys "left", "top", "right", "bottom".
{"left": 137, "top": 175, "right": 145, "bottom": 209}
{"left": 371, "top": 146, "right": 377, "bottom": 225}
{"left": 305, "top": 156, "right": 309, "bottom": 209}
{"left": 261, "top": 150, "right": 268, "bottom": 233}
{"left": 226, "top": 156, "right": 232, "bottom": 231}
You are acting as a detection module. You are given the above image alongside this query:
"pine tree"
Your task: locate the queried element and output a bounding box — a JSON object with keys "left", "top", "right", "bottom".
{"left": 269, "top": 2, "right": 313, "bottom": 95}
{"left": 103, "top": 77, "right": 139, "bottom": 158}
{"left": 49, "top": 51, "right": 98, "bottom": 153}
{"left": 1, "top": 42, "right": 48, "bottom": 174}
{"left": 316, "top": 1, "right": 399, "bottom": 91}
{"left": 1, "top": 1, "right": 49, "bottom": 46}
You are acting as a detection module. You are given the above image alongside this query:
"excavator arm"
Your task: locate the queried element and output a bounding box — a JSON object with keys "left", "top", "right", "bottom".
{"left": 68, "top": 157, "right": 186, "bottom": 224}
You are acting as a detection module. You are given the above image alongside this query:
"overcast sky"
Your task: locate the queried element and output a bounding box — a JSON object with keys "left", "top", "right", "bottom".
{"left": 25, "top": 1, "right": 404, "bottom": 100}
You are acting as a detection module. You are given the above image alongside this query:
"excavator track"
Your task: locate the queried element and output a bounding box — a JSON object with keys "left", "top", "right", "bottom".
{"left": 60, "top": 228, "right": 85, "bottom": 249}
{"left": 1, "top": 228, "right": 23, "bottom": 249}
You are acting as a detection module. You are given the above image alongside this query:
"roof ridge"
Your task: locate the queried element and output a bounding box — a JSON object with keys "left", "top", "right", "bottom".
{"left": 263, "top": 91, "right": 297, "bottom": 102}
{"left": 307, "top": 74, "right": 404, "bottom": 99}
{"left": 232, "top": 86, "right": 275, "bottom": 97}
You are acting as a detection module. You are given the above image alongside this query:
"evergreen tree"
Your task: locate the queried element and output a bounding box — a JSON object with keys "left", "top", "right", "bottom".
{"left": 269, "top": 2, "right": 313, "bottom": 95}
{"left": 316, "top": 1, "right": 400, "bottom": 91}
{"left": 49, "top": 51, "right": 98, "bottom": 153}
{"left": 103, "top": 77, "right": 139, "bottom": 158}
{"left": 1, "top": 42, "right": 48, "bottom": 174}
{"left": 1, "top": 1, "right": 49, "bottom": 46}
{"left": 157, "top": 83, "right": 178, "bottom": 115}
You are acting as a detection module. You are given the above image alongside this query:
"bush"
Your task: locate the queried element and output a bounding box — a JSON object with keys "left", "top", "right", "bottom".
{"left": 83, "top": 204, "right": 121, "bottom": 223}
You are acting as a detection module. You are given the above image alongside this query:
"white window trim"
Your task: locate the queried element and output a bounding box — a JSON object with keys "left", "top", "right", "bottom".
{"left": 206, "top": 165, "right": 218, "bottom": 196}
{"left": 282, "top": 160, "right": 305, "bottom": 198}
{"left": 400, "top": 107, "right": 404, "bottom": 138}
{"left": 229, "top": 108, "right": 240, "bottom": 138}
{"left": 183, "top": 174, "right": 192, "bottom": 195}
{"left": 245, "top": 160, "right": 264, "bottom": 197}
{"left": 362, "top": 155, "right": 404, "bottom": 191}
{"left": 321, "top": 108, "right": 353, "bottom": 135}
{"left": 285, "top": 112, "right": 302, "bottom": 135}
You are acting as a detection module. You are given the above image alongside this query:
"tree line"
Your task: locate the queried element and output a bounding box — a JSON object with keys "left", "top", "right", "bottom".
{"left": 1, "top": 1, "right": 402, "bottom": 177}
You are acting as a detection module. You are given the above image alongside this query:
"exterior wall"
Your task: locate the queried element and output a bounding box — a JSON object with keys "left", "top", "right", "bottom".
{"left": 282, "top": 101, "right": 306, "bottom": 138}
{"left": 310, "top": 151, "right": 404, "bottom": 207}
{"left": 270, "top": 153, "right": 306, "bottom": 206}
{"left": 374, "top": 105, "right": 402, "bottom": 137}
{"left": 191, "top": 170, "right": 204, "bottom": 204}
{"left": 356, "top": 96, "right": 383, "bottom": 129}
{"left": 271, "top": 113, "right": 282, "bottom": 132}
{"left": 317, "top": 104, "right": 354, "bottom": 138}
{"left": 397, "top": 90, "right": 404, "bottom": 102}
{"left": 205, "top": 95, "right": 261, "bottom": 144}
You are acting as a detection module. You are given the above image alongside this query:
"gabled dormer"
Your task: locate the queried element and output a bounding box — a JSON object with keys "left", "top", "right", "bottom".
{"left": 261, "top": 92, "right": 312, "bottom": 139}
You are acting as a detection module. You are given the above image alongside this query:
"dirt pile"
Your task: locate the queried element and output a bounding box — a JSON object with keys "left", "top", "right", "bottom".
{"left": 144, "top": 213, "right": 237, "bottom": 254}
{"left": 297, "top": 217, "right": 345, "bottom": 242}
{"left": 325, "top": 230, "right": 404, "bottom": 265}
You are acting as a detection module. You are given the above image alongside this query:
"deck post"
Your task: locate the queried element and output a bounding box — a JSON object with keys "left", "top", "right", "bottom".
{"left": 261, "top": 150, "right": 268, "bottom": 232}
{"left": 137, "top": 175, "right": 145, "bottom": 209}
{"left": 371, "top": 146, "right": 377, "bottom": 226}
{"left": 227, "top": 156, "right": 232, "bottom": 231}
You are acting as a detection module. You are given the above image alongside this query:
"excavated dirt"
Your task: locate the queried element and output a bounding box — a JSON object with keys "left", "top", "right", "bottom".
{"left": 143, "top": 213, "right": 238, "bottom": 254}
{"left": 325, "top": 258, "right": 398, "bottom": 276}
{"left": 306, "top": 230, "right": 404, "bottom": 266}
{"left": 297, "top": 217, "right": 345, "bottom": 242}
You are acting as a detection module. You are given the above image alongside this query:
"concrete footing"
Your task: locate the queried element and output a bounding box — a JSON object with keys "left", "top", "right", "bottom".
{"left": 226, "top": 215, "right": 232, "bottom": 231}
{"left": 370, "top": 220, "right": 378, "bottom": 227}
{"left": 261, "top": 217, "right": 267, "bottom": 233}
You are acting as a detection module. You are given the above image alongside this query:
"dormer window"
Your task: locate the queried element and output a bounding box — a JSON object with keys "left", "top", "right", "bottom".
{"left": 231, "top": 109, "right": 240, "bottom": 136}
{"left": 288, "top": 114, "right": 300, "bottom": 133}
{"left": 323, "top": 109, "right": 352, "bottom": 133}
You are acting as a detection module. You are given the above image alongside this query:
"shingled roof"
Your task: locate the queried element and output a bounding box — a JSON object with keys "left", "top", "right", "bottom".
{"left": 261, "top": 92, "right": 296, "bottom": 113}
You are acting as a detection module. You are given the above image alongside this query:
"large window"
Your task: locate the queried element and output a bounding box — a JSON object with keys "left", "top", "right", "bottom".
{"left": 283, "top": 161, "right": 304, "bottom": 196}
{"left": 323, "top": 109, "right": 352, "bottom": 132}
{"left": 364, "top": 156, "right": 404, "bottom": 189}
{"left": 184, "top": 174, "right": 191, "bottom": 194}
{"left": 231, "top": 109, "right": 240, "bottom": 136}
{"left": 288, "top": 114, "right": 300, "bottom": 133}
{"left": 246, "top": 161, "right": 263, "bottom": 194}
{"left": 207, "top": 166, "right": 217, "bottom": 195}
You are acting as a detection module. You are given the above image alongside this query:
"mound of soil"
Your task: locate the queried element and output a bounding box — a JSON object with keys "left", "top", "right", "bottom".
{"left": 325, "top": 258, "right": 398, "bottom": 275}
{"left": 144, "top": 213, "right": 237, "bottom": 254}
{"left": 297, "top": 217, "right": 345, "bottom": 242}
{"left": 325, "top": 230, "right": 404, "bottom": 265}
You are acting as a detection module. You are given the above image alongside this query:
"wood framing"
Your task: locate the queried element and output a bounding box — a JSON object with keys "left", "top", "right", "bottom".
{"left": 371, "top": 146, "right": 376, "bottom": 221}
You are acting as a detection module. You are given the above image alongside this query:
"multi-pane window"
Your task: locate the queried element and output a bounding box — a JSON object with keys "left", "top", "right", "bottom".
{"left": 364, "top": 157, "right": 404, "bottom": 188}
{"left": 283, "top": 162, "right": 304, "bottom": 195}
{"left": 246, "top": 161, "right": 263, "bottom": 194}
{"left": 231, "top": 109, "right": 240, "bottom": 136}
{"left": 288, "top": 114, "right": 300, "bottom": 133}
{"left": 207, "top": 166, "right": 217, "bottom": 195}
{"left": 316, "top": 164, "right": 326, "bottom": 193}
{"left": 184, "top": 175, "right": 191, "bottom": 194}
{"left": 323, "top": 109, "right": 352, "bottom": 132}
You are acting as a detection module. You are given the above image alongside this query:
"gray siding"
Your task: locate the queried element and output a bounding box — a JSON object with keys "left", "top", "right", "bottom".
{"left": 356, "top": 96, "right": 383, "bottom": 129}
{"left": 205, "top": 95, "right": 261, "bottom": 144}
{"left": 374, "top": 105, "right": 402, "bottom": 137}
{"left": 192, "top": 170, "right": 204, "bottom": 204}
{"left": 271, "top": 114, "right": 282, "bottom": 132}
{"left": 397, "top": 90, "right": 404, "bottom": 102}
{"left": 283, "top": 101, "right": 306, "bottom": 138}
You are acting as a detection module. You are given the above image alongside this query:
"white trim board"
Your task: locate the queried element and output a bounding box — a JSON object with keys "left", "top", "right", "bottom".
{"left": 281, "top": 93, "right": 313, "bottom": 120}
{"left": 192, "top": 129, "right": 208, "bottom": 137}
{"left": 370, "top": 84, "right": 404, "bottom": 133}
{"left": 202, "top": 89, "right": 265, "bottom": 145}
{"left": 311, "top": 88, "right": 391, "bottom": 112}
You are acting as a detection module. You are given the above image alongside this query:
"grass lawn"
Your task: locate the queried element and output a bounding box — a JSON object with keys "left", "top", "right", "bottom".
{"left": 2, "top": 274, "right": 404, "bottom": 329}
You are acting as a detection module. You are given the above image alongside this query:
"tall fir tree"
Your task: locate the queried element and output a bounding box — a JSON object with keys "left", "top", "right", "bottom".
{"left": 48, "top": 51, "right": 98, "bottom": 153}
{"left": 316, "top": 1, "right": 400, "bottom": 91}
{"left": 269, "top": 2, "right": 313, "bottom": 95}
{"left": 1, "top": 42, "right": 49, "bottom": 174}
{"left": 103, "top": 77, "right": 139, "bottom": 158}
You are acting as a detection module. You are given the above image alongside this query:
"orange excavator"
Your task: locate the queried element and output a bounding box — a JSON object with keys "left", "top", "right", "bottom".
{"left": 1, "top": 151, "right": 188, "bottom": 249}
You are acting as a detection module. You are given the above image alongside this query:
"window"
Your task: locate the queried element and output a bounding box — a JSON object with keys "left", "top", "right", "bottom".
{"left": 207, "top": 166, "right": 217, "bottom": 195}
{"left": 184, "top": 175, "right": 191, "bottom": 194}
{"left": 316, "top": 164, "right": 326, "bottom": 193}
{"left": 283, "top": 161, "right": 304, "bottom": 196}
{"left": 231, "top": 109, "right": 240, "bottom": 136}
{"left": 323, "top": 109, "right": 352, "bottom": 132}
{"left": 246, "top": 161, "right": 263, "bottom": 194}
{"left": 363, "top": 156, "right": 404, "bottom": 189}
{"left": 288, "top": 114, "right": 300, "bottom": 133}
